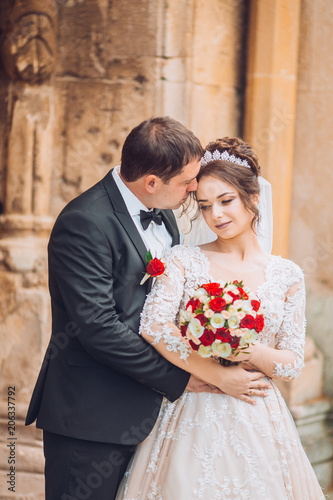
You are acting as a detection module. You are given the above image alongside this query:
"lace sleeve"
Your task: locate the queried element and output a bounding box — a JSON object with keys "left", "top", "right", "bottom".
{"left": 272, "top": 272, "right": 306, "bottom": 380}
{"left": 139, "top": 249, "right": 191, "bottom": 361}
{"left": 248, "top": 262, "right": 306, "bottom": 382}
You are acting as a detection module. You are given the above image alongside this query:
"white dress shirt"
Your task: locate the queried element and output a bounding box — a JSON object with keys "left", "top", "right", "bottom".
{"left": 112, "top": 167, "right": 173, "bottom": 258}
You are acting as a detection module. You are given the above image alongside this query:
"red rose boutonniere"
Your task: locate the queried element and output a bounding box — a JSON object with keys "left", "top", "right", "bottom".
{"left": 140, "top": 250, "right": 166, "bottom": 285}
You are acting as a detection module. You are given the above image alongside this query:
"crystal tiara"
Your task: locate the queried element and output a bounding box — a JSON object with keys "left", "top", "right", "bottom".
{"left": 201, "top": 150, "right": 250, "bottom": 168}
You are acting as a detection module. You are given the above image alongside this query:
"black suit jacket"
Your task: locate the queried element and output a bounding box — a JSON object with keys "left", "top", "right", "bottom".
{"left": 25, "top": 171, "right": 190, "bottom": 445}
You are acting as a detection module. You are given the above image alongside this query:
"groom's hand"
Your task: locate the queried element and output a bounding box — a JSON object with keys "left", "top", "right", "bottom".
{"left": 186, "top": 368, "right": 272, "bottom": 404}
{"left": 185, "top": 375, "right": 225, "bottom": 394}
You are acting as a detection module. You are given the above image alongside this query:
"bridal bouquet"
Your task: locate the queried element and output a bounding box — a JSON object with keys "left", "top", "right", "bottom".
{"left": 179, "top": 281, "right": 264, "bottom": 361}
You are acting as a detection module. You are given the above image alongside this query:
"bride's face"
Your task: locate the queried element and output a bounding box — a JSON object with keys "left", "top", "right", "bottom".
{"left": 196, "top": 175, "right": 258, "bottom": 239}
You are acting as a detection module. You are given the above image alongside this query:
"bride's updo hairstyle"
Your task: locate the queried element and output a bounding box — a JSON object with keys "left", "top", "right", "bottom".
{"left": 196, "top": 137, "right": 261, "bottom": 231}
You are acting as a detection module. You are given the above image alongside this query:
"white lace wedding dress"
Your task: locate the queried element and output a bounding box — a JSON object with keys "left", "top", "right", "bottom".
{"left": 116, "top": 246, "right": 325, "bottom": 500}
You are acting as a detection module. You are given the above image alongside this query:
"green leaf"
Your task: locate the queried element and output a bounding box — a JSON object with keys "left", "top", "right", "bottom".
{"left": 146, "top": 250, "right": 153, "bottom": 266}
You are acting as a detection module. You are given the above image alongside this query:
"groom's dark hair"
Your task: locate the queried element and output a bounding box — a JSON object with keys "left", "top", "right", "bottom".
{"left": 120, "top": 116, "right": 203, "bottom": 183}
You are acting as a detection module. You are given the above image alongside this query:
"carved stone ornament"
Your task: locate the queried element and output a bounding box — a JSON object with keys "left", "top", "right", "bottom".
{"left": 1, "top": 0, "right": 58, "bottom": 84}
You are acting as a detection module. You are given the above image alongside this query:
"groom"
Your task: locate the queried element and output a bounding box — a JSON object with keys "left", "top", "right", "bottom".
{"left": 25, "top": 116, "right": 203, "bottom": 499}
{"left": 26, "top": 116, "right": 267, "bottom": 500}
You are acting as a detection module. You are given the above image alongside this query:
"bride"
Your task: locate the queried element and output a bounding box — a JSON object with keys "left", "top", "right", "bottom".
{"left": 116, "top": 137, "right": 324, "bottom": 499}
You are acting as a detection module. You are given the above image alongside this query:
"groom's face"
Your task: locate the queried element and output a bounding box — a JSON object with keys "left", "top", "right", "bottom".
{"left": 154, "top": 158, "right": 201, "bottom": 210}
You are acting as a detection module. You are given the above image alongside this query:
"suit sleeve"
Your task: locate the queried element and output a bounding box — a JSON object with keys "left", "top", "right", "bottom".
{"left": 48, "top": 210, "right": 189, "bottom": 402}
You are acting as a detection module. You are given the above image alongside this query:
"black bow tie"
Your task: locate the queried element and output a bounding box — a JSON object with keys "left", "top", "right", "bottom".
{"left": 140, "top": 209, "right": 163, "bottom": 230}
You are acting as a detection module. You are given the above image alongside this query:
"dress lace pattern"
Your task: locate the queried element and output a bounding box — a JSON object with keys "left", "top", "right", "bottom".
{"left": 117, "top": 246, "right": 324, "bottom": 500}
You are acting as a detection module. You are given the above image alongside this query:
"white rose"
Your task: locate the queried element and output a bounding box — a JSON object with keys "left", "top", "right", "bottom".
{"left": 193, "top": 288, "right": 208, "bottom": 299}
{"left": 200, "top": 295, "right": 210, "bottom": 304}
{"left": 227, "top": 315, "right": 240, "bottom": 329}
{"left": 233, "top": 300, "right": 244, "bottom": 310}
{"left": 198, "top": 345, "right": 213, "bottom": 358}
{"left": 212, "top": 342, "right": 232, "bottom": 358}
{"left": 240, "top": 330, "right": 258, "bottom": 346}
{"left": 237, "top": 311, "right": 245, "bottom": 320}
{"left": 188, "top": 318, "right": 204, "bottom": 338}
{"left": 234, "top": 328, "right": 248, "bottom": 338}
{"left": 203, "top": 304, "right": 210, "bottom": 311}
{"left": 210, "top": 313, "right": 225, "bottom": 329}
{"left": 224, "top": 294, "right": 233, "bottom": 304}
{"left": 179, "top": 309, "right": 193, "bottom": 323}
{"left": 221, "top": 310, "right": 231, "bottom": 320}
{"left": 240, "top": 300, "right": 252, "bottom": 314}
{"left": 228, "top": 305, "right": 237, "bottom": 315}
{"left": 204, "top": 309, "right": 214, "bottom": 319}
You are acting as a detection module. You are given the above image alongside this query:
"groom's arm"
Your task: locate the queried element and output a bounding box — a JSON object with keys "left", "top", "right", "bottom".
{"left": 48, "top": 210, "right": 189, "bottom": 402}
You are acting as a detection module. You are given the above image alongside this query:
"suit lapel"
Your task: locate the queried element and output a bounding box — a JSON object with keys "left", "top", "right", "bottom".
{"left": 102, "top": 172, "right": 148, "bottom": 267}
{"left": 161, "top": 210, "right": 180, "bottom": 246}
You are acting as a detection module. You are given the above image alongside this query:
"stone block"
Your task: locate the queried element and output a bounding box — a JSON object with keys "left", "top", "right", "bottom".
{"left": 297, "top": 0, "right": 333, "bottom": 92}
{"left": 57, "top": 0, "right": 161, "bottom": 79}
{"left": 274, "top": 345, "right": 323, "bottom": 405}
{"left": 0, "top": 471, "right": 44, "bottom": 499}
{"left": 247, "top": 0, "right": 301, "bottom": 77}
{"left": 52, "top": 79, "right": 156, "bottom": 214}
{"left": 0, "top": 273, "right": 20, "bottom": 323}
{"left": 289, "top": 90, "right": 333, "bottom": 287}
{"left": 0, "top": 286, "right": 51, "bottom": 403}
{"left": 0, "top": 443, "right": 43, "bottom": 475}
{"left": 159, "top": 81, "right": 188, "bottom": 124}
{"left": 190, "top": 84, "right": 241, "bottom": 148}
{"left": 0, "top": 237, "right": 48, "bottom": 275}
{"left": 163, "top": 0, "right": 194, "bottom": 58}
{"left": 290, "top": 398, "right": 333, "bottom": 490}
{"left": 162, "top": 57, "right": 187, "bottom": 83}
{"left": 313, "top": 461, "right": 333, "bottom": 492}
{"left": 192, "top": 0, "right": 247, "bottom": 87}
{"left": 304, "top": 291, "right": 333, "bottom": 399}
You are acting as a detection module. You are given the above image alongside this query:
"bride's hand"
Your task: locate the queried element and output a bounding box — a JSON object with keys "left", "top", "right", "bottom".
{"left": 226, "top": 341, "right": 257, "bottom": 364}
{"left": 217, "top": 364, "right": 271, "bottom": 405}
{"left": 185, "top": 375, "right": 225, "bottom": 394}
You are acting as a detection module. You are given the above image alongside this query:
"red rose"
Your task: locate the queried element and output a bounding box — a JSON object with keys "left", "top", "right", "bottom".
{"left": 254, "top": 314, "right": 264, "bottom": 332}
{"left": 195, "top": 313, "right": 208, "bottom": 326}
{"left": 200, "top": 329, "right": 215, "bottom": 346}
{"left": 227, "top": 291, "right": 239, "bottom": 302}
{"left": 209, "top": 297, "right": 226, "bottom": 312}
{"left": 240, "top": 314, "right": 255, "bottom": 330}
{"left": 180, "top": 325, "right": 188, "bottom": 337}
{"left": 251, "top": 300, "right": 260, "bottom": 312}
{"left": 189, "top": 340, "right": 199, "bottom": 351}
{"left": 238, "top": 288, "right": 249, "bottom": 300}
{"left": 230, "top": 336, "right": 240, "bottom": 349}
{"left": 215, "top": 328, "right": 231, "bottom": 343}
{"left": 146, "top": 258, "right": 165, "bottom": 277}
{"left": 202, "top": 282, "right": 222, "bottom": 296}
{"left": 186, "top": 298, "right": 201, "bottom": 312}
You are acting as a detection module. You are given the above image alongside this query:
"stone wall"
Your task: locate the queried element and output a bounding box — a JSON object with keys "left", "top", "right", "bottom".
{"left": 289, "top": 0, "right": 333, "bottom": 400}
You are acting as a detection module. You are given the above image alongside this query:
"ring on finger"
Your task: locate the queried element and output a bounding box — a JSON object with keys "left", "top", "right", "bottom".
{"left": 248, "top": 389, "right": 253, "bottom": 395}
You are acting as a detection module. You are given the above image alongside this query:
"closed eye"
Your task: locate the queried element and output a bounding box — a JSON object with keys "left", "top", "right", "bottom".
{"left": 199, "top": 198, "right": 234, "bottom": 211}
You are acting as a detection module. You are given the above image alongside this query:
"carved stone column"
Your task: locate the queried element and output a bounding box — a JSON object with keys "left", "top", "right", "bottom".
{"left": 0, "top": 1, "right": 58, "bottom": 497}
